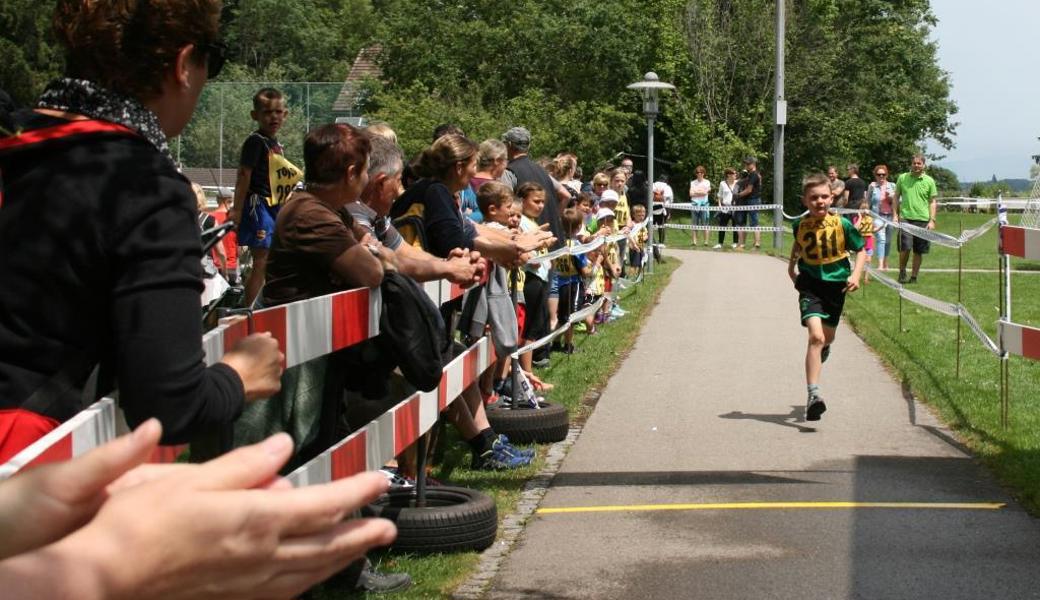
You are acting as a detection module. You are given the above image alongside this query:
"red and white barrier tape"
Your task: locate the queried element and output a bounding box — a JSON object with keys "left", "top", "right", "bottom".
{"left": 288, "top": 335, "right": 497, "bottom": 486}
{"left": 1001, "top": 225, "right": 1040, "bottom": 261}
{"left": 999, "top": 320, "right": 1040, "bottom": 362}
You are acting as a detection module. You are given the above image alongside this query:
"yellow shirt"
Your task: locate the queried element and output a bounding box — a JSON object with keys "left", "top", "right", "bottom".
{"left": 614, "top": 194, "right": 630, "bottom": 228}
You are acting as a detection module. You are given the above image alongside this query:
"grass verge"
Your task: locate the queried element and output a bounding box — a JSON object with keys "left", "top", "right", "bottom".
{"left": 309, "top": 258, "right": 678, "bottom": 599}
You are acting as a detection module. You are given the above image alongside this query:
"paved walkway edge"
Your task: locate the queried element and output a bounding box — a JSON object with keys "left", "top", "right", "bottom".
{"left": 452, "top": 424, "right": 584, "bottom": 600}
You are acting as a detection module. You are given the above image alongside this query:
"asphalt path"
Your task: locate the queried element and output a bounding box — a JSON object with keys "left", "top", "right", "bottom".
{"left": 486, "top": 250, "right": 1040, "bottom": 600}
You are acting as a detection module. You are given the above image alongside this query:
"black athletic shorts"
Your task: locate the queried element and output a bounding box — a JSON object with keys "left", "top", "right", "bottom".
{"left": 795, "top": 272, "right": 847, "bottom": 329}
{"left": 898, "top": 219, "right": 930, "bottom": 254}
{"left": 522, "top": 274, "right": 549, "bottom": 341}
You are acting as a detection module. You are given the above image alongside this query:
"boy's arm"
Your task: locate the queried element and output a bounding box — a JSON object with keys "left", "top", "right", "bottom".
{"left": 230, "top": 167, "right": 252, "bottom": 226}
{"left": 845, "top": 248, "right": 867, "bottom": 293}
{"left": 787, "top": 242, "right": 800, "bottom": 283}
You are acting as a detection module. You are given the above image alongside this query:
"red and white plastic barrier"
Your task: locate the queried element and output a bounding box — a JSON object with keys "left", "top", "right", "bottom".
{"left": 1000, "top": 225, "right": 1040, "bottom": 261}
{"left": 288, "top": 336, "right": 496, "bottom": 486}
{"left": 1, "top": 282, "right": 476, "bottom": 479}
{"left": 999, "top": 320, "right": 1040, "bottom": 362}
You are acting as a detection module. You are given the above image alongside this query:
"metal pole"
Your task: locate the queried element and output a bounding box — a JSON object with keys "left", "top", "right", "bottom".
{"left": 510, "top": 268, "right": 521, "bottom": 409}
{"left": 218, "top": 85, "right": 225, "bottom": 189}
{"left": 956, "top": 218, "right": 963, "bottom": 378}
{"left": 415, "top": 433, "right": 428, "bottom": 507}
{"left": 772, "top": 0, "right": 786, "bottom": 252}
{"left": 647, "top": 115, "right": 656, "bottom": 274}
{"left": 898, "top": 293, "right": 903, "bottom": 333}
{"left": 306, "top": 82, "right": 311, "bottom": 133}
{"left": 176, "top": 135, "right": 182, "bottom": 167}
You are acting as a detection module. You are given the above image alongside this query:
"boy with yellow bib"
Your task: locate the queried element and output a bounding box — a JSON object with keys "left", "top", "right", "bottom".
{"left": 230, "top": 87, "right": 303, "bottom": 307}
{"left": 787, "top": 173, "right": 866, "bottom": 421}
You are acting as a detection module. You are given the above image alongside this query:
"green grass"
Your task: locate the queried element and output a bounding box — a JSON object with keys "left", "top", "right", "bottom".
{"left": 309, "top": 258, "right": 678, "bottom": 599}
{"left": 844, "top": 270, "right": 1040, "bottom": 512}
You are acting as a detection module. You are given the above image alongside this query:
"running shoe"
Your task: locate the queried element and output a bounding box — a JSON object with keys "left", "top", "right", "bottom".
{"left": 909, "top": 276, "right": 918, "bottom": 284}
{"left": 472, "top": 437, "right": 533, "bottom": 470}
{"left": 378, "top": 467, "right": 414, "bottom": 489}
{"left": 497, "top": 434, "right": 535, "bottom": 459}
{"left": 821, "top": 345, "right": 831, "bottom": 363}
{"left": 806, "top": 394, "right": 827, "bottom": 421}
{"left": 898, "top": 271, "right": 909, "bottom": 284}
{"left": 713, "top": 243, "right": 722, "bottom": 249}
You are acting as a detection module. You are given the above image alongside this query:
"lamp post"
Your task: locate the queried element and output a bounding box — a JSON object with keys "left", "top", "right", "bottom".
{"left": 627, "top": 72, "right": 675, "bottom": 274}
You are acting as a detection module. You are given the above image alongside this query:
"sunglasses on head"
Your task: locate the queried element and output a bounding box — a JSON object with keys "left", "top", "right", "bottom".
{"left": 199, "top": 41, "right": 228, "bottom": 79}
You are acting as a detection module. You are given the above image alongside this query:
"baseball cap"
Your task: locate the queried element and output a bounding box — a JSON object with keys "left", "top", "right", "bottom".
{"left": 596, "top": 207, "right": 616, "bottom": 220}
{"left": 598, "top": 189, "right": 619, "bottom": 204}
{"left": 502, "top": 126, "right": 531, "bottom": 151}
{"left": 743, "top": 156, "right": 758, "bottom": 165}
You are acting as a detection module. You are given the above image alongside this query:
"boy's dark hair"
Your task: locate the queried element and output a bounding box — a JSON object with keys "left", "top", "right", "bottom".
{"left": 576, "top": 192, "right": 595, "bottom": 206}
{"left": 253, "top": 87, "right": 283, "bottom": 110}
{"left": 801, "top": 172, "right": 830, "bottom": 196}
{"left": 561, "top": 207, "right": 582, "bottom": 235}
{"left": 477, "top": 181, "right": 513, "bottom": 216}
{"left": 516, "top": 181, "right": 544, "bottom": 200}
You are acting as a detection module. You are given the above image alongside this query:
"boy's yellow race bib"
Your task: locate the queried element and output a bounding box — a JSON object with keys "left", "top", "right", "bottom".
{"left": 796, "top": 214, "right": 847, "bottom": 266}
{"left": 267, "top": 152, "right": 303, "bottom": 208}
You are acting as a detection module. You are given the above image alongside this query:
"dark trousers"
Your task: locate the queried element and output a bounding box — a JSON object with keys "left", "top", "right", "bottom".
{"left": 717, "top": 212, "right": 738, "bottom": 245}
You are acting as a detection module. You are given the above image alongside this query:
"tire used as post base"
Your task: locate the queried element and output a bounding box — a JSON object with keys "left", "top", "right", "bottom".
{"left": 486, "top": 400, "right": 569, "bottom": 444}
{"left": 362, "top": 486, "right": 497, "bottom": 554}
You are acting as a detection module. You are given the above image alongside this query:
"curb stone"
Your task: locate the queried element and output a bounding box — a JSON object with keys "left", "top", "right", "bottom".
{"left": 451, "top": 425, "right": 583, "bottom": 600}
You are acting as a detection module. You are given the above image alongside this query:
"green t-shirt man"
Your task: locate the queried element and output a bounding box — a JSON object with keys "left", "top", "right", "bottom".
{"left": 895, "top": 171, "right": 937, "bottom": 222}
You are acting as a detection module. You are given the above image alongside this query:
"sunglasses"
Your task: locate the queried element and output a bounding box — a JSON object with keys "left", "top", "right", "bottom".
{"left": 199, "top": 42, "right": 228, "bottom": 79}
{"left": 875, "top": 172, "right": 888, "bottom": 177}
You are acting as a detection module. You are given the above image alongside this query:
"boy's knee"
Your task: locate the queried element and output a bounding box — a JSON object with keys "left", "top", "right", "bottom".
{"left": 807, "top": 330, "right": 827, "bottom": 348}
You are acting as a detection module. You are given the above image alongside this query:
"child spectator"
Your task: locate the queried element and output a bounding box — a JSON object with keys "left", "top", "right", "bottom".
{"left": 627, "top": 204, "right": 649, "bottom": 277}
{"left": 519, "top": 182, "right": 550, "bottom": 370}
{"left": 575, "top": 193, "right": 596, "bottom": 242}
{"left": 554, "top": 208, "right": 592, "bottom": 353}
{"left": 595, "top": 207, "right": 623, "bottom": 321}
{"left": 852, "top": 199, "right": 876, "bottom": 282}
{"left": 229, "top": 88, "right": 302, "bottom": 307}
{"left": 787, "top": 173, "right": 866, "bottom": 421}
{"left": 584, "top": 246, "right": 606, "bottom": 333}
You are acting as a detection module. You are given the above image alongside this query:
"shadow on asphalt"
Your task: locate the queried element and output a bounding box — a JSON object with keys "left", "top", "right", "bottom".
{"left": 717, "top": 405, "right": 818, "bottom": 433}
{"left": 550, "top": 470, "right": 820, "bottom": 487}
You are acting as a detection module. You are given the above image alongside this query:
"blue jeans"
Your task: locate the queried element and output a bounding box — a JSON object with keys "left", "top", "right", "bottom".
{"left": 875, "top": 213, "right": 893, "bottom": 258}
{"left": 745, "top": 197, "right": 761, "bottom": 227}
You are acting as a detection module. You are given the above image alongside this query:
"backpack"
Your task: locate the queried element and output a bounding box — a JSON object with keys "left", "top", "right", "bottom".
{"left": 375, "top": 271, "right": 448, "bottom": 391}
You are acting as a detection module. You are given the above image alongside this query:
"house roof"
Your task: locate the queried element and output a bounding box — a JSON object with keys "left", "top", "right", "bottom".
{"left": 181, "top": 167, "right": 238, "bottom": 190}
{"left": 332, "top": 45, "right": 383, "bottom": 114}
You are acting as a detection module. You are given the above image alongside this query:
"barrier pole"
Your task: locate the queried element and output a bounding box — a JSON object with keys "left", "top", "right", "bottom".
{"left": 510, "top": 268, "right": 522, "bottom": 408}
{"left": 956, "top": 218, "right": 963, "bottom": 379}
{"left": 898, "top": 293, "right": 903, "bottom": 333}
{"left": 415, "top": 432, "right": 428, "bottom": 508}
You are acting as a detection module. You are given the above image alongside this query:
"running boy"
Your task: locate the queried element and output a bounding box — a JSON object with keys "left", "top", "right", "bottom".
{"left": 787, "top": 173, "right": 866, "bottom": 421}
{"left": 230, "top": 87, "right": 302, "bottom": 307}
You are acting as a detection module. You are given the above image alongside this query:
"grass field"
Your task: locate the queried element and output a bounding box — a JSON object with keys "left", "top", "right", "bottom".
{"left": 309, "top": 259, "right": 678, "bottom": 599}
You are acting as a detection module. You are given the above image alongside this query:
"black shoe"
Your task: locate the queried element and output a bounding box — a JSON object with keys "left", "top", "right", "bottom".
{"left": 898, "top": 271, "right": 909, "bottom": 284}
{"left": 821, "top": 345, "right": 831, "bottom": 363}
{"left": 563, "top": 343, "right": 576, "bottom": 354}
{"left": 356, "top": 561, "right": 413, "bottom": 594}
{"left": 908, "top": 276, "right": 918, "bottom": 284}
{"left": 806, "top": 395, "right": 827, "bottom": 421}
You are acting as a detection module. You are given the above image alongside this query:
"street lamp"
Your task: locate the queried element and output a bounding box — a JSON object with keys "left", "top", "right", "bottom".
{"left": 627, "top": 72, "right": 675, "bottom": 273}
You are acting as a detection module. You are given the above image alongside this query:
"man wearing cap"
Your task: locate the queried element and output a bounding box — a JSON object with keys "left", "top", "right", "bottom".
{"left": 736, "top": 156, "right": 763, "bottom": 250}
{"left": 501, "top": 127, "right": 563, "bottom": 249}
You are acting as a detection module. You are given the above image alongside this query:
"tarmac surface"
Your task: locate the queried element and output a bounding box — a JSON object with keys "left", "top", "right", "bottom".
{"left": 486, "top": 250, "right": 1040, "bottom": 600}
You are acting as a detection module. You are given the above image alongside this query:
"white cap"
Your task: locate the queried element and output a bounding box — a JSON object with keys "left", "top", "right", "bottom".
{"left": 596, "top": 207, "right": 616, "bottom": 220}
{"left": 599, "top": 189, "right": 619, "bottom": 204}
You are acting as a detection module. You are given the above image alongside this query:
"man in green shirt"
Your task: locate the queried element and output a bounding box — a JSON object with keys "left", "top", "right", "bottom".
{"left": 893, "top": 154, "right": 938, "bottom": 284}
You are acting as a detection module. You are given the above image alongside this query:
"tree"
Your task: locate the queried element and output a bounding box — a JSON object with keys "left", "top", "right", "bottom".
{"left": 0, "top": 0, "right": 62, "bottom": 107}
{"left": 927, "top": 165, "right": 960, "bottom": 194}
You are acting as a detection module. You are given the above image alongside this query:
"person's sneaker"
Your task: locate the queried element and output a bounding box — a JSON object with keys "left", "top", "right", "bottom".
{"left": 532, "top": 355, "right": 550, "bottom": 368}
{"left": 563, "top": 342, "right": 576, "bottom": 354}
{"left": 497, "top": 434, "right": 535, "bottom": 459}
{"left": 472, "top": 438, "right": 533, "bottom": 470}
{"left": 898, "top": 271, "right": 909, "bottom": 284}
{"left": 909, "top": 276, "right": 918, "bottom": 284}
{"left": 821, "top": 345, "right": 831, "bottom": 363}
{"left": 731, "top": 243, "right": 738, "bottom": 249}
{"left": 713, "top": 243, "right": 722, "bottom": 249}
{"left": 610, "top": 305, "right": 627, "bottom": 317}
{"left": 356, "top": 559, "right": 413, "bottom": 594}
{"left": 378, "top": 467, "right": 414, "bottom": 489}
{"left": 806, "top": 394, "right": 827, "bottom": 421}
{"left": 573, "top": 322, "right": 588, "bottom": 333}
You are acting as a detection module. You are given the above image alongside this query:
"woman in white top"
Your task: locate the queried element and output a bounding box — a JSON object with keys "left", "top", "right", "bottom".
{"left": 714, "top": 168, "right": 739, "bottom": 249}
{"left": 688, "top": 165, "right": 712, "bottom": 246}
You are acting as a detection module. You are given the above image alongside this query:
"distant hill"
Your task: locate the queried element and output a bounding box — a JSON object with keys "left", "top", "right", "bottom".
{"left": 961, "top": 178, "right": 1033, "bottom": 193}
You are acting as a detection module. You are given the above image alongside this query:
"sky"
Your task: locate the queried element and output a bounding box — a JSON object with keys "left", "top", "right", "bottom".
{"left": 926, "top": 0, "right": 1040, "bottom": 182}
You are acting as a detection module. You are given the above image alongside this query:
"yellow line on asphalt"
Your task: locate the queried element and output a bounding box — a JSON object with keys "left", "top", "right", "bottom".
{"left": 537, "top": 501, "right": 1006, "bottom": 515}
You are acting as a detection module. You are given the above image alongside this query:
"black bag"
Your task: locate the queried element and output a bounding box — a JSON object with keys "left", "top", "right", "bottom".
{"left": 374, "top": 271, "right": 448, "bottom": 391}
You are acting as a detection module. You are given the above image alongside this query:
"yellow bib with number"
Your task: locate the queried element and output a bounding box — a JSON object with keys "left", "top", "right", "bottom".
{"left": 857, "top": 214, "right": 874, "bottom": 237}
{"left": 267, "top": 152, "right": 303, "bottom": 208}
{"left": 796, "top": 214, "right": 847, "bottom": 266}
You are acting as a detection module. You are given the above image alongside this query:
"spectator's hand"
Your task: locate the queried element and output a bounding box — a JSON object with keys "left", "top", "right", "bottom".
{"left": 514, "top": 229, "right": 555, "bottom": 253}
{"left": 40, "top": 429, "right": 395, "bottom": 600}
{"left": 221, "top": 332, "right": 284, "bottom": 401}
{"left": 444, "top": 249, "right": 479, "bottom": 287}
{"left": 926, "top": 218, "right": 936, "bottom": 230}
{"left": 613, "top": 266, "right": 622, "bottom": 278}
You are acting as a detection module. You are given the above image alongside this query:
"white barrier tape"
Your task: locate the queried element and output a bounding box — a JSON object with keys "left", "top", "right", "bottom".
{"left": 526, "top": 225, "right": 645, "bottom": 266}
{"left": 511, "top": 296, "right": 607, "bottom": 358}
{"left": 667, "top": 203, "right": 782, "bottom": 212}
{"left": 287, "top": 336, "right": 497, "bottom": 486}
{"left": 0, "top": 398, "right": 117, "bottom": 480}
{"left": 1001, "top": 225, "right": 1040, "bottom": 261}
{"left": 664, "top": 223, "right": 785, "bottom": 233}
{"left": 940, "top": 198, "right": 1033, "bottom": 210}
{"left": 864, "top": 266, "right": 1000, "bottom": 356}
{"left": 999, "top": 320, "right": 1040, "bottom": 362}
